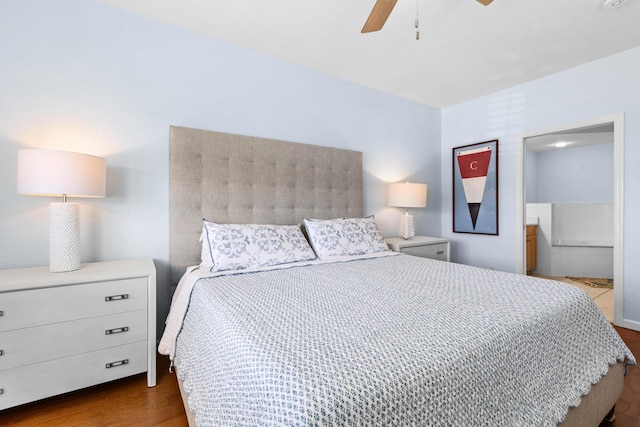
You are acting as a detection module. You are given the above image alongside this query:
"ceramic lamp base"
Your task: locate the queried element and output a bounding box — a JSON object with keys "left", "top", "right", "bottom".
{"left": 50, "top": 202, "right": 80, "bottom": 272}
{"left": 399, "top": 211, "right": 415, "bottom": 240}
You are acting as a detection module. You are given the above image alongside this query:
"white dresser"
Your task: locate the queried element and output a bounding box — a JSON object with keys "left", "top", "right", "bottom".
{"left": 0, "top": 259, "right": 156, "bottom": 410}
{"left": 385, "top": 236, "right": 450, "bottom": 262}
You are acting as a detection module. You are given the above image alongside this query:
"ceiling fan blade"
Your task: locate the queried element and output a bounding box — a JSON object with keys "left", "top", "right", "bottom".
{"left": 476, "top": 0, "right": 494, "bottom": 5}
{"left": 361, "top": 0, "right": 398, "bottom": 33}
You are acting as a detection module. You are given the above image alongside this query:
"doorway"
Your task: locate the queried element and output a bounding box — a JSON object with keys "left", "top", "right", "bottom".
{"left": 515, "top": 113, "right": 625, "bottom": 327}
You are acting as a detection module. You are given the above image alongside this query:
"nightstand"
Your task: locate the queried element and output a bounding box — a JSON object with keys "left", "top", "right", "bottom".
{"left": 385, "top": 236, "right": 450, "bottom": 262}
{"left": 0, "top": 259, "right": 156, "bottom": 410}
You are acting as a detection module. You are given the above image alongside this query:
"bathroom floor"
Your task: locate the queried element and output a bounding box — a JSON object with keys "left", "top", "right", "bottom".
{"left": 532, "top": 274, "right": 614, "bottom": 323}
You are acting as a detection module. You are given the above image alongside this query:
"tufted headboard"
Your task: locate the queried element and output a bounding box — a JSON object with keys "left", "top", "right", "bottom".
{"left": 169, "top": 126, "right": 363, "bottom": 284}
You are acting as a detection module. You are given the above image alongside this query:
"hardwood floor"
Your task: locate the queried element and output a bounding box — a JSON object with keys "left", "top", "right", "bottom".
{"left": 604, "top": 326, "right": 640, "bottom": 427}
{"left": 1, "top": 330, "right": 637, "bottom": 426}
{"left": 0, "top": 357, "right": 188, "bottom": 426}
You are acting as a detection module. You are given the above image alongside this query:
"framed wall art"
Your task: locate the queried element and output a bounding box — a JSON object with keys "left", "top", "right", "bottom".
{"left": 452, "top": 139, "right": 499, "bottom": 235}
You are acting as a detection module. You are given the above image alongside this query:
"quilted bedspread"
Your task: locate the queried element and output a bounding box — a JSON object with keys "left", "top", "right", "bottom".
{"left": 172, "top": 255, "right": 635, "bottom": 426}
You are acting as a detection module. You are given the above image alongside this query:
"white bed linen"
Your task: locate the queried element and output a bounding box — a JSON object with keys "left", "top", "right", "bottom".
{"left": 158, "top": 252, "right": 398, "bottom": 360}
{"left": 161, "top": 254, "right": 635, "bottom": 426}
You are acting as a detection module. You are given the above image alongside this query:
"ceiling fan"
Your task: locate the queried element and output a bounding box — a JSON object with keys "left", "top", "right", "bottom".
{"left": 361, "top": 0, "right": 494, "bottom": 33}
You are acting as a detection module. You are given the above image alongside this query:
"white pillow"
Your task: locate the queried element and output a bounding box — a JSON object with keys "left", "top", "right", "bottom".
{"left": 201, "top": 220, "right": 316, "bottom": 272}
{"left": 303, "top": 216, "right": 390, "bottom": 259}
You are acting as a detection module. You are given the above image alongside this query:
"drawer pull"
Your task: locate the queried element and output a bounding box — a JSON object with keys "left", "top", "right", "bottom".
{"left": 105, "top": 294, "right": 129, "bottom": 302}
{"left": 437, "top": 250, "right": 444, "bottom": 255}
{"left": 0, "top": 350, "right": 3, "bottom": 356}
{"left": 0, "top": 310, "right": 4, "bottom": 317}
{"left": 105, "top": 326, "right": 129, "bottom": 335}
{"left": 0, "top": 388, "right": 3, "bottom": 395}
{"left": 106, "top": 359, "right": 129, "bottom": 369}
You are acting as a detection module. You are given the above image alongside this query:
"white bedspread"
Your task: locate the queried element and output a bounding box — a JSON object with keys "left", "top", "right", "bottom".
{"left": 164, "top": 255, "right": 635, "bottom": 426}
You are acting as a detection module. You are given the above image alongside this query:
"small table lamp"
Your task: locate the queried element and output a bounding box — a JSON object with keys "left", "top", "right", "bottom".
{"left": 17, "top": 149, "right": 106, "bottom": 272}
{"left": 388, "top": 182, "right": 427, "bottom": 239}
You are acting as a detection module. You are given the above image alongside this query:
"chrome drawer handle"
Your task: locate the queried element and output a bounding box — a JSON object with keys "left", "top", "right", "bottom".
{"left": 106, "top": 359, "right": 129, "bottom": 369}
{"left": 105, "top": 326, "right": 129, "bottom": 335}
{"left": 105, "top": 294, "right": 129, "bottom": 302}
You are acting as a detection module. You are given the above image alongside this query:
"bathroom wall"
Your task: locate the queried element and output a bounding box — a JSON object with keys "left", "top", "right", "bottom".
{"left": 551, "top": 202, "right": 613, "bottom": 247}
{"left": 527, "top": 203, "right": 613, "bottom": 278}
{"left": 526, "top": 143, "right": 614, "bottom": 203}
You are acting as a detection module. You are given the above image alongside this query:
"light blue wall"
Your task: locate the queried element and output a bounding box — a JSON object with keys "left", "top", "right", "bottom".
{"left": 442, "top": 47, "right": 640, "bottom": 324}
{"left": 0, "top": 0, "right": 441, "bottom": 335}
{"left": 3, "top": 0, "right": 638, "bottom": 330}
{"left": 527, "top": 143, "right": 614, "bottom": 203}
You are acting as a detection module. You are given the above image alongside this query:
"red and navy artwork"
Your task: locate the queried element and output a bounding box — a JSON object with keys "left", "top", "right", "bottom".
{"left": 453, "top": 140, "right": 498, "bottom": 235}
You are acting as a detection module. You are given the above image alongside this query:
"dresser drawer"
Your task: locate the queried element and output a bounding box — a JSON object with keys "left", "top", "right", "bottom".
{"left": 0, "top": 309, "right": 146, "bottom": 371}
{"left": 0, "top": 278, "right": 147, "bottom": 332}
{"left": 401, "top": 242, "right": 448, "bottom": 261}
{"left": 0, "top": 341, "right": 147, "bottom": 410}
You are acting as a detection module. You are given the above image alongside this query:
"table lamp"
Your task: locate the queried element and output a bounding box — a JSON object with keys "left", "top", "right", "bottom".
{"left": 388, "top": 182, "right": 427, "bottom": 239}
{"left": 17, "top": 149, "right": 106, "bottom": 272}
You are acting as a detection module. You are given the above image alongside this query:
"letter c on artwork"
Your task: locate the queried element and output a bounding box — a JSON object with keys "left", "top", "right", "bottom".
{"left": 470, "top": 160, "right": 478, "bottom": 170}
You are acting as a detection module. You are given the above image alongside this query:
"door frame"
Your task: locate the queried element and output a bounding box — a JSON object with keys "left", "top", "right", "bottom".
{"left": 515, "top": 112, "right": 631, "bottom": 328}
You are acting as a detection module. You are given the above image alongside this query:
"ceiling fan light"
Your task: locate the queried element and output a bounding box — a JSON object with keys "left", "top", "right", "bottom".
{"left": 603, "top": 0, "right": 629, "bottom": 9}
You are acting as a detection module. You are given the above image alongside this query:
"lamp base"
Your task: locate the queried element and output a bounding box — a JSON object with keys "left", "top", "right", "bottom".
{"left": 50, "top": 203, "right": 80, "bottom": 272}
{"left": 399, "top": 212, "right": 415, "bottom": 240}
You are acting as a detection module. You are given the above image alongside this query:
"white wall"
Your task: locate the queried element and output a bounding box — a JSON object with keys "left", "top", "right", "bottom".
{"left": 527, "top": 203, "right": 613, "bottom": 278}
{"left": 3, "top": 0, "right": 638, "bottom": 331}
{"left": 442, "top": 47, "right": 640, "bottom": 325}
{"left": 0, "top": 0, "right": 441, "bottom": 336}
{"left": 527, "top": 143, "right": 614, "bottom": 203}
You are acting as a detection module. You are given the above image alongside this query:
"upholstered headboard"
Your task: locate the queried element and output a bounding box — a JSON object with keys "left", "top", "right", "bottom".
{"left": 169, "top": 126, "right": 363, "bottom": 284}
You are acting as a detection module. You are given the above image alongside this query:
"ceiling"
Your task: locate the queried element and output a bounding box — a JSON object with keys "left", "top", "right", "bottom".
{"left": 101, "top": 0, "right": 640, "bottom": 108}
{"left": 526, "top": 124, "right": 614, "bottom": 152}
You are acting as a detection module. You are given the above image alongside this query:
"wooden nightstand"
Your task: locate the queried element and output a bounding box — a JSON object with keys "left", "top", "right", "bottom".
{"left": 0, "top": 259, "right": 156, "bottom": 410}
{"left": 385, "top": 236, "right": 450, "bottom": 262}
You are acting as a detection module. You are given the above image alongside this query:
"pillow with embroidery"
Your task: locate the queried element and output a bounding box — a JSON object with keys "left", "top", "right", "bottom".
{"left": 201, "top": 220, "right": 316, "bottom": 272}
{"left": 303, "top": 216, "right": 390, "bottom": 259}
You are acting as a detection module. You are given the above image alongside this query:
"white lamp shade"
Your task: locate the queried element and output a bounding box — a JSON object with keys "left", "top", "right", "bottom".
{"left": 17, "top": 149, "right": 106, "bottom": 198}
{"left": 388, "top": 182, "right": 427, "bottom": 208}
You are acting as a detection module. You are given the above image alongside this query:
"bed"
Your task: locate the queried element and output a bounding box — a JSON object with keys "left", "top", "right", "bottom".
{"left": 160, "top": 126, "right": 635, "bottom": 426}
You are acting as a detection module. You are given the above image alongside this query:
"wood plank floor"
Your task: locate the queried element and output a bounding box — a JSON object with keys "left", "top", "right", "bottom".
{"left": 1, "top": 329, "right": 637, "bottom": 426}
{"left": 0, "top": 357, "right": 188, "bottom": 426}
{"left": 606, "top": 326, "right": 640, "bottom": 427}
